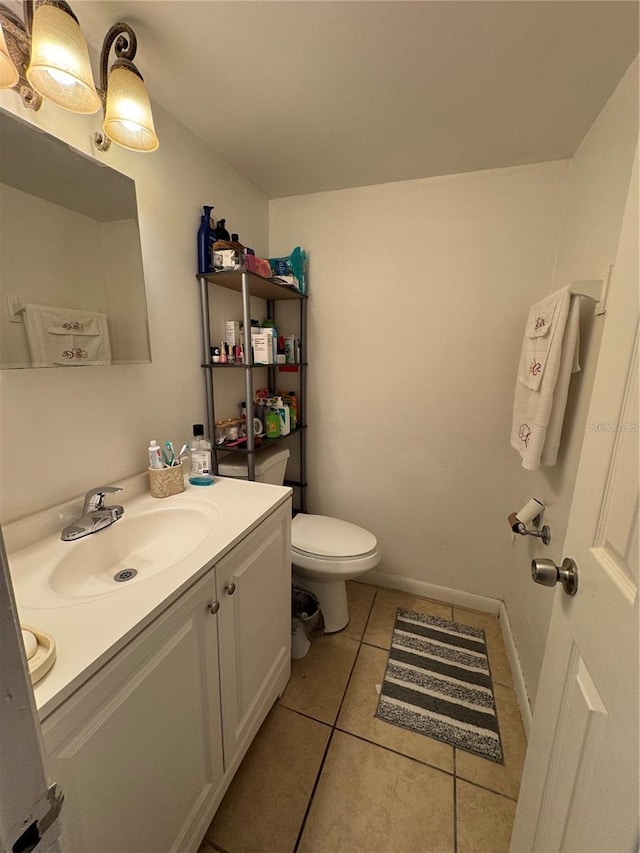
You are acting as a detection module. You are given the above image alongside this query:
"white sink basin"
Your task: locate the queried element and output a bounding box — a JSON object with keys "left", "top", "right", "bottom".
{"left": 11, "top": 500, "right": 222, "bottom": 607}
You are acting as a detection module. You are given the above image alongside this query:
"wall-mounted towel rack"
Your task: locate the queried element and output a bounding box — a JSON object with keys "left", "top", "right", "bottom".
{"left": 7, "top": 295, "right": 26, "bottom": 323}
{"left": 570, "top": 265, "right": 613, "bottom": 316}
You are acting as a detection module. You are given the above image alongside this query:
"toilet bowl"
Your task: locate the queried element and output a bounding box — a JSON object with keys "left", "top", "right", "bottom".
{"left": 216, "top": 448, "right": 380, "bottom": 633}
{"left": 292, "top": 514, "right": 380, "bottom": 633}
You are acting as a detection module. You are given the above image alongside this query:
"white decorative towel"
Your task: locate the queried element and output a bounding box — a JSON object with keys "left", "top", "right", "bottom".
{"left": 23, "top": 304, "right": 112, "bottom": 367}
{"left": 510, "top": 285, "right": 581, "bottom": 470}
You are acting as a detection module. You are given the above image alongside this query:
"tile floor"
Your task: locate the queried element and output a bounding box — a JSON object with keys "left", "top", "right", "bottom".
{"left": 200, "top": 582, "right": 527, "bottom": 853}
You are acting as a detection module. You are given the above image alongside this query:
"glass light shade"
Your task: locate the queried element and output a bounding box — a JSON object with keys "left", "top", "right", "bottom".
{"left": 26, "top": 3, "right": 100, "bottom": 113}
{"left": 0, "top": 27, "right": 19, "bottom": 88}
{"left": 103, "top": 65, "right": 158, "bottom": 152}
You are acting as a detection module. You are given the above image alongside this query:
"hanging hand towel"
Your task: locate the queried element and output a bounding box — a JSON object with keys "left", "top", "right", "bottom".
{"left": 23, "top": 304, "right": 112, "bottom": 367}
{"left": 510, "top": 285, "right": 581, "bottom": 470}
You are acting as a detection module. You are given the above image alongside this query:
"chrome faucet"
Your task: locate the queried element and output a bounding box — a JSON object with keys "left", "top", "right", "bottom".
{"left": 61, "top": 486, "right": 125, "bottom": 541}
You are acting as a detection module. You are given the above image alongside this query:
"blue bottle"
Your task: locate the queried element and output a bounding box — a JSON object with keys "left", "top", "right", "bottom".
{"left": 197, "top": 205, "right": 215, "bottom": 273}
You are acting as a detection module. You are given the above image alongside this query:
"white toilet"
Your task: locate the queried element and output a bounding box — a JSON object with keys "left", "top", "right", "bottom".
{"left": 291, "top": 513, "right": 380, "bottom": 632}
{"left": 217, "top": 446, "right": 380, "bottom": 633}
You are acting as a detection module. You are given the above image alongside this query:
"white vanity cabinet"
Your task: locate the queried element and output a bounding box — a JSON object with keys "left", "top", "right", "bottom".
{"left": 40, "top": 499, "right": 292, "bottom": 853}
{"left": 216, "top": 497, "right": 292, "bottom": 767}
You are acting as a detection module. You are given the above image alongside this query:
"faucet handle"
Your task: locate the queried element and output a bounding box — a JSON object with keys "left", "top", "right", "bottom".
{"left": 83, "top": 485, "right": 123, "bottom": 514}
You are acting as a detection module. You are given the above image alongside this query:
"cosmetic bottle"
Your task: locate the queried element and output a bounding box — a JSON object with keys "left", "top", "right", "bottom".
{"left": 265, "top": 409, "right": 280, "bottom": 439}
{"left": 216, "top": 218, "right": 230, "bottom": 242}
{"left": 273, "top": 396, "right": 290, "bottom": 436}
{"left": 148, "top": 440, "right": 164, "bottom": 469}
{"left": 197, "top": 205, "right": 215, "bottom": 274}
{"left": 288, "top": 391, "right": 299, "bottom": 430}
{"left": 189, "top": 424, "right": 212, "bottom": 478}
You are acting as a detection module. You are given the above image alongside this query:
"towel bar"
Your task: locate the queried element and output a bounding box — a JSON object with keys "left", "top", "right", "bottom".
{"left": 7, "top": 295, "right": 26, "bottom": 323}
{"left": 569, "top": 265, "right": 613, "bottom": 316}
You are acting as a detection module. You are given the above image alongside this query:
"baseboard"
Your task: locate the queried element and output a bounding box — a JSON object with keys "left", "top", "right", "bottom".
{"left": 364, "top": 570, "right": 501, "bottom": 615}
{"left": 499, "top": 601, "right": 533, "bottom": 738}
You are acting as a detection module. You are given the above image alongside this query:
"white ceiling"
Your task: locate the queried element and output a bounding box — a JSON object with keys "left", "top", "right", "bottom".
{"left": 75, "top": 1, "right": 639, "bottom": 199}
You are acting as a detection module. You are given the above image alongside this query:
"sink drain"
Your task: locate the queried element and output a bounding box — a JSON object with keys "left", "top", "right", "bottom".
{"left": 114, "top": 568, "right": 138, "bottom": 583}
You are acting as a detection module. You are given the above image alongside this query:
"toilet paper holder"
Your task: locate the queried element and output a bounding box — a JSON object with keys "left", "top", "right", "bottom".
{"left": 508, "top": 498, "right": 551, "bottom": 546}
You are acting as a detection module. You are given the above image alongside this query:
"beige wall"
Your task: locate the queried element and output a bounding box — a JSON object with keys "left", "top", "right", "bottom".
{"left": 269, "top": 160, "right": 570, "bottom": 609}
{"left": 0, "top": 94, "right": 268, "bottom": 523}
{"left": 503, "top": 57, "right": 639, "bottom": 707}
{"left": 269, "top": 57, "right": 638, "bottom": 706}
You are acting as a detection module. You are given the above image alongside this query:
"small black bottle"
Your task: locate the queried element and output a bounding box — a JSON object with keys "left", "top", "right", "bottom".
{"left": 216, "top": 218, "right": 230, "bottom": 241}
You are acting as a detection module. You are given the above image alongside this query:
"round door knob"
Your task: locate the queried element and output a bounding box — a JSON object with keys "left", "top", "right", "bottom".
{"left": 225, "top": 582, "right": 236, "bottom": 596}
{"left": 531, "top": 558, "right": 558, "bottom": 587}
{"left": 531, "top": 557, "right": 579, "bottom": 596}
{"left": 207, "top": 601, "right": 220, "bottom": 614}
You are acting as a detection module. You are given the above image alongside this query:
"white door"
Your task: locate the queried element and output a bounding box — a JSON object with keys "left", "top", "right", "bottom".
{"left": 510, "top": 147, "right": 639, "bottom": 852}
{"left": 0, "top": 530, "right": 64, "bottom": 853}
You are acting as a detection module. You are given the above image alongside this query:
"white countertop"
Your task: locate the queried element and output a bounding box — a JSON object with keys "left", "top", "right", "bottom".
{"left": 6, "top": 474, "right": 291, "bottom": 720}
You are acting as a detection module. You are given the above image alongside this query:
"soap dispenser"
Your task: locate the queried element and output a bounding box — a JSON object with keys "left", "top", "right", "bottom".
{"left": 197, "top": 205, "right": 215, "bottom": 274}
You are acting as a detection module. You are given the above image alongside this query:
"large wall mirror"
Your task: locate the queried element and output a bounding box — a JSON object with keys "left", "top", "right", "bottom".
{"left": 0, "top": 108, "right": 151, "bottom": 368}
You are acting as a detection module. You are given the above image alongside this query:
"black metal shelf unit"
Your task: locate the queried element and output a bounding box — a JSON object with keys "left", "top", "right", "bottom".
{"left": 197, "top": 269, "right": 308, "bottom": 512}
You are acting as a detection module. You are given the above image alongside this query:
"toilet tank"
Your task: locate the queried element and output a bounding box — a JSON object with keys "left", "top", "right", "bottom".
{"left": 216, "top": 446, "right": 290, "bottom": 485}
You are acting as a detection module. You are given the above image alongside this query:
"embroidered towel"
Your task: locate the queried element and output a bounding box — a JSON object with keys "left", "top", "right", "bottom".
{"left": 23, "top": 304, "right": 112, "bottom": 367}
{"left": 511, "top": 286, "right": 581, "bottom": 470}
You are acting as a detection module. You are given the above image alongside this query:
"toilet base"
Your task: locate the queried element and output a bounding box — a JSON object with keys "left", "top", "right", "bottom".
{"left": 292, "top": 573, "right": 349, "bottom": 633}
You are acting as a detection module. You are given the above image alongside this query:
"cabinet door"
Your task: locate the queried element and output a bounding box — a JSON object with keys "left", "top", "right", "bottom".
{"left": 216, "top": 500, "right": 292, "bottom": 767}
{"left": 42, "top": 574, "right": 224, "bottom": 853}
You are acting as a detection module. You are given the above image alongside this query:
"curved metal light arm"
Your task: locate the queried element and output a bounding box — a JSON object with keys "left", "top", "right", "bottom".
{"left": 97, "top": 22, "right": 137, "bottom": 106}
{"left": 93, "top": 22, "right": 138, "bottom": 151}
{"left": 0, "top": 0, "right": 41, "bottom": 109}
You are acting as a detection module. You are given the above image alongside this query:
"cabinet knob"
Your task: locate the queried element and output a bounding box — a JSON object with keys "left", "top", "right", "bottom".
{"left": 225, "top": 582, "right": 236, "bottom": 596}
{"left": 207, "top": 600, "right": 220, "bottom": 614}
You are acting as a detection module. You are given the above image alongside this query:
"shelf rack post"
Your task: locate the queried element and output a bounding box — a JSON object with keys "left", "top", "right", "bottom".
{"left": 198, "top": 275, "right": 215, "bottom": 451}
{"left": 240, "top": 272, "right": 256, "bottom": 480}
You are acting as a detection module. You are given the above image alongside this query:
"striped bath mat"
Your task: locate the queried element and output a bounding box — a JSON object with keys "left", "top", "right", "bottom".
{"left": 375, "top": 609, "right": 504, "bottom": 763}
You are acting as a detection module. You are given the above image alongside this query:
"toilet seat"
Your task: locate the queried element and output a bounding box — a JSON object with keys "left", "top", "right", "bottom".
{"left": 292, "top": 514, "right": 377, "bottom": 558}
{"left": 291, "top": 514, "right": 380, "bottom": 576}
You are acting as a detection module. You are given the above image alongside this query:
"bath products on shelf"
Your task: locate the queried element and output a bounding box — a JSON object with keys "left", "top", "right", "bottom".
{"left": 273, "top": 396, "right": 290, "bottom": 436}
{"left": 287, "top": 391, "right": 299, "bottom": 430}
{"left": 265, "top": 409, "right": 280, "bottom": 438}
{"left": 189, "top": 424, "right": 212, "bottom": 479}
{"left": 215, "top": 218, "right": 230, "bottom": 242}
{"left": 197, "top": 205, "right": 216, "bottom": 274}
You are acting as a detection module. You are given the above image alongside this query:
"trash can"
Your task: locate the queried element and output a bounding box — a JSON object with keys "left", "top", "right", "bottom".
{"left": 291, "top": 585, "right": 324, "bottom": 659}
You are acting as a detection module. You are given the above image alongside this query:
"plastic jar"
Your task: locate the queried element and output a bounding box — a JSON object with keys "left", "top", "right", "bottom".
{"left": 214, "top": 421, "right": 228, "bottom": 445}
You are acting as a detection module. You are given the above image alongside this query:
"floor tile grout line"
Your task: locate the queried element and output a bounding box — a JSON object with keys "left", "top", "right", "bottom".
{"left": 456, "top": 776, "right": 520, "bottom": 803}
{"left": 292, "top": 726, "right": 336, "bottom": 853}
{"left": 333, "top": 725, "right": 456, "bottom": 778}
{"left": 292, "top": 587, "right": 379, "bottom": 853}
{"left": 453, "top": 772, "right": 458, "bottom": 853}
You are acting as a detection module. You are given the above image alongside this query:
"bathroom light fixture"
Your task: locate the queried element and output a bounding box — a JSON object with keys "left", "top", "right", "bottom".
{"left": 0, "top": 1, "right": 158, "bottom": 151}
{"left": 92, "top": 23, "right": 158, "bottom": 153}
{"left": 27, "top": 0, "right": 100, "bottom": 113}
{"left": 0, "top": 14, "right": 19, "bottom": 88}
